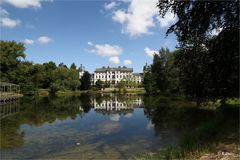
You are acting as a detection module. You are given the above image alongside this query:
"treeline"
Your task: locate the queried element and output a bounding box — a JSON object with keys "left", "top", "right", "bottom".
{"left": 0, "top": 41, "right": 83, "bottom": 94}
{"left": 144, "top": 45, "right": 238, "bottom": 105}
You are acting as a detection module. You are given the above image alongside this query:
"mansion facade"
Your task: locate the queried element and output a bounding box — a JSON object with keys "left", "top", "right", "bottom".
{"left": 93, "top": 66, "right": 143, "bottom": 85}
{"left": 79, "top": 65, "right": 143, "bottom": 85}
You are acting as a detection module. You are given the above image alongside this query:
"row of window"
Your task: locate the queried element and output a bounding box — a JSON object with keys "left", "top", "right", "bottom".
{"left": 95, "top": 75, "right": 128, "bottom": 79}
{"left": 95, "top": 103, "right": 127, "bottom": 107}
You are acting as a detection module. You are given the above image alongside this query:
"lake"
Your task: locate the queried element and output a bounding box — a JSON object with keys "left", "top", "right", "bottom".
{"left": 0, "top": 94, "right": 238, "bottom": 159}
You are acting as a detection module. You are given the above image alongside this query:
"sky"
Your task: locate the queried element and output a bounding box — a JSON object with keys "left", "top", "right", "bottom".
{"left": 0, "top": 0, "right": 178, "bottom": 73}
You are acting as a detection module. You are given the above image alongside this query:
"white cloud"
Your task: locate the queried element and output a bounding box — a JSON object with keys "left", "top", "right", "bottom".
{"left": 112, "top": 10, "right": 128, "bottom": 24}
{"left": 109, "top": 56, "right": 120, "bottom": 64}
{"left": 144, "top": 47, "right": 157, "bottom": 58}
{"left": 111, "top": 0, "right": 176, "bottom": 37}
{"left": 112, "top": 0, "right": 157, "bottom": 37}
{"left": 124, "top": 59, "right": 132, "bottom": 65}
{"left": 37, "top": 36, "right": 52, "bottom": 44}
{"left": 95, "top": 44, "right": 122, "bottom": 57}
{"left": 124, "top": 113, "right": 132, "bottom": 118}
{"left": 0, "top": 17, "right": 20, "bottom": 28}
{"left": 157, "top": 10, "right": 176, "bottom": 27}
{"left": 23, "top": 39, "right": 34, "bottom": 45}
{"left": 146, "top": 121, "right": 154, "bottom": 130}
{"left": 0, "top": 8, "right": 9, "bottom": 16}
{"left": 0, "top": 8, "right": 21, "bottom": 28}
{"left": 2, "top": 0, "right": 42, "bottom": 9}
{"left": 104, "top": 1, "right": 117, "bottom": 10}
{"left": 87, "top": 41, "right": 93, "bottom": 46}
{"left": 110, "top": 114, "right": 120, "bottom": 121}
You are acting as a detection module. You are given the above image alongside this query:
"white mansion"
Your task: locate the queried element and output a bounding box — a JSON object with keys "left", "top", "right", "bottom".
{"left": 79, "top": 65, "right": 143, "bottom": 85}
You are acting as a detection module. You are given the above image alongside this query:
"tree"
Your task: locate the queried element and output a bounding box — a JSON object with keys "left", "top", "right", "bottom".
{"left": 42, "top": 61, "right": 57, "bottom": 88}
{"left": 32, "top": 64, "right": 45, "bottom": 89}
{"left": 0, "top": 41, "right": 83, "bottom": 94}
{"left": 104, "top": 81, "right": 111, "bottom": 88}
{"left": 67, "top": 69, "right": 80, "bottom": 91}
{"left": 151, "top": 48, "right": 169, "bottom": 92}
{"left": 143, "top": 48, "right": 180, "bottom": 94}
{"left": 157, "top": 1, "right": 238, "bottom": 47}
{"left": 58, "top": 62, "right": 68, "bottom": 69}
{"left": 157, "top": 0, "right": 239, "bottom": 104}
{"left": 165, "top": 50, "right": 181, "bottom": 93}
{"left": 0, "top": 41, "right": 26, "bottom": 82}
{"left": 116, "top": 80, "right": 126, "bottom": 91}
{"left": 80, "top": 71, "right": 91, "bottom": 90}
{"left": 95, "top": 79, "right": 104, "bottom": 90}
{"left": 70, "top": 63, "right": 77, "bottom": 70}
{"left": 143, "top": 71, "right": 156, "bottom": 93}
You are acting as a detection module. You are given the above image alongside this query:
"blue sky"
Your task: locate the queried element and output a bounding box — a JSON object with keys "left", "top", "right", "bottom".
{"left": 0, "top": 0, "right": 177, "bottom": 73}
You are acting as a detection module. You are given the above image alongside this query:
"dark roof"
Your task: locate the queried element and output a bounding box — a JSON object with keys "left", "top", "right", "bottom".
{"left": 95, "top": 66, "right": 133, "bottom": 73}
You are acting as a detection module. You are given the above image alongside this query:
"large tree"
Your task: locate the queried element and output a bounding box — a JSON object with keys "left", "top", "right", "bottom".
{"left": 152, "top": 48, "right": 169, "bottom": 92}
{"left": 80, "top": 71, "right": 91, "bottom": 90}
{"left": 157, "top": 0, "right": 239, "bottom": 104}
{"left": 0, "top": 41, "right": 26, "bottom": 82}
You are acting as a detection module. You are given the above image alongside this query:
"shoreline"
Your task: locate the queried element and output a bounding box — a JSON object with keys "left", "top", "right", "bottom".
{"left": 34, "top": 88, "right": 146, "bottom": 97}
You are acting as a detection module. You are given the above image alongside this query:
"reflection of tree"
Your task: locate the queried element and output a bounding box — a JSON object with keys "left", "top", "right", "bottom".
{"left": 1, "top": 94, "right": 145, "bottom": 150}
{"left": 143, "top": 96, "right": 215, "bottom": 134}
{"left": 1, "top": 96, "right": 82, "bottom": 149}
{"left": 0, "top": 117, "right": 24, "bottom": 149}
{"left": 143, "top": 95, "right": 239, "bottom": 145}
{"left": 79, "top": 94, "right": 92, "bottom": 113}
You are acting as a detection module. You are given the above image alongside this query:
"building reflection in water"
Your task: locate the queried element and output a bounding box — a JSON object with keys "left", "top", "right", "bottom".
{"left": 79, "top": 95, "right": 143, "bottom": 118}
{"left": 0, "top": 100, "right": 20, "bottom": 119}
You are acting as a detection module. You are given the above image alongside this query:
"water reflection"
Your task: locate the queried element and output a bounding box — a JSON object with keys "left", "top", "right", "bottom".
{"left": 0, "top": 100, "right": 20, "bottom": 119}
{"left": 0, "top": 94, "right": 238, "bottom": 159}
{"left": 1, "top": 94, "right": 154, "bottom": 159}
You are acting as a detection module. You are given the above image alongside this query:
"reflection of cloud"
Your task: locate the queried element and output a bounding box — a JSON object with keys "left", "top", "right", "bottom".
{"left": 110, "top": 114, "right": 120, "bottom": 121}
{"left": 146, "top": 121, "right": 154, "bottom": 130}
{"left": 97, "top": 121, "right": 121, "bottom": 135}
{"left": 124, "top": 113, "right": 132, "bottom": 118}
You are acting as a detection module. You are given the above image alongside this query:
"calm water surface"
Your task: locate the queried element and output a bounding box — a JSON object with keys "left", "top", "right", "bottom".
{"left": 0, "top": 94, "right": 238, "bottom": 159}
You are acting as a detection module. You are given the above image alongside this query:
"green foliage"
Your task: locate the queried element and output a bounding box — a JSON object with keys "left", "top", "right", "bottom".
{"left": 103, "top": 81, "right": 111, "bottom": 88}
{"left": 95, "top": 79, "right": 104, "bottom": 90}
{"left": 157, "top": 1, "right": 238, "bottom": 47}
{"left": 70, "top": 63, "right": 77, "bottom": 70}
{"left": 0, "top": 41, "right": 80, "bottom": 94}
{"left": 143, "top": 71, "right": 156, "bottom": 93}
{"left": 122, "top": 75, "right": 140, "bottom": 88}
{"left": 157, "top": 1, "right": 239, "bottom": 104}
{"left": 152, "top": 48, "right": 169, "bottom": 92}
{"left": 0, "top": 40, "right": 26, "bottom": 82}
{"left": 80, "top": 71, "right": 91, "bottom": 90}
{"left": 143, "top": 48, "right": 180, "bottom": 94}
{"left": 116, "top": 80, "right": 126, "bottom": 92}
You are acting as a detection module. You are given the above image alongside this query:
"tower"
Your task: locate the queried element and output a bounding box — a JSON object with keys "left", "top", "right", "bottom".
{"left": 79, "top": 64, "right": 85, "bottom": 79}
